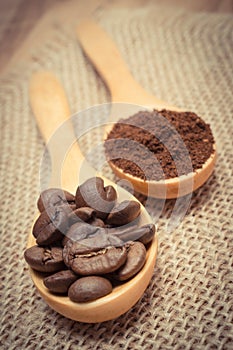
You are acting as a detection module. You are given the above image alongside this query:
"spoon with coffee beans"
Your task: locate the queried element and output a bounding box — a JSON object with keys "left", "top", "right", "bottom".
{"left": 76, "top": 19, "right": 216, "bottom": 199}
{"left": 25, "top": 71, "right": 158, "bottom": 323}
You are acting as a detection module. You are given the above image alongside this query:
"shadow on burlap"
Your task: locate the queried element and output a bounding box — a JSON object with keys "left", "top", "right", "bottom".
{"left": 0, "top": 5, "right": 232, "bottom": 350}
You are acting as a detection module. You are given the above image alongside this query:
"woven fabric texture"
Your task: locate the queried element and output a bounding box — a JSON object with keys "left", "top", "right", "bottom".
{"left": 1, "top": 5, "right": 233, "bottom": 350}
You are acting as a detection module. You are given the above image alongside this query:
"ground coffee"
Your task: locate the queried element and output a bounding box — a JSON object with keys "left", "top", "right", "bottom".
{"left": 105, "top": 109, "right": 215, "bottom": 181}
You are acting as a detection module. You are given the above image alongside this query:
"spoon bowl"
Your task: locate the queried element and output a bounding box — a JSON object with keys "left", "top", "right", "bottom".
{"left": 28, "top": 71, "right": 158, "bottom": 323}
{"left": 76, "top": 19, "right": 216, "bottom": 199}
{"left": 108, "top": 145, "right": 216, "bottom": 199}
{"left": 27, "top": 204, "right": 157, "bottom": 323}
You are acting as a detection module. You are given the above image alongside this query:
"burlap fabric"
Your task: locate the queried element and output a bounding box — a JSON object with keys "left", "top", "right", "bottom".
{"left": 1, "top": 5, "right": 232, "bottom": 349}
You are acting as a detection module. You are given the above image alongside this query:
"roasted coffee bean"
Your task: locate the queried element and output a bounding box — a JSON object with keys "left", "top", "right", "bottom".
{"left": 106, "top": 200, "right": 141, "bottom": 226}
{"left": 24, "top": 245, "right": 65, "bottom": 273}
{"left": 107, "top": 224, "right": 138, "bottom": 240}
{"left": 63, "top": 232, "right": 123, "bottom": 266}
{"left": 62, "top": 221, "right": 103, "bottom": 247}
{"left": 33, "top": 206, "right": 69, "bottom": 245}
{"left": 75, "top": 177, "right": 117, "bottom": 219}
{"left": 43, "top": 270, "right": 78, "bottom": 294}
{"left": 64, "top": 231, "right": 123, "bottom": 257}
{"left": 106, "top": 223, "right": 154, "bottom": 243}
{"left": 88, "top": 217, "right": 105, "bottom": 228}
{"left": 37, "top": 188, "right": 75, "bottom": 212}
{"left": 137, "top": 224, "right": 155, "bottom": 245}
{"left": 68, "top": 276, "right": 112, "bottom": 302}
{"left": 109, "top": 223, "right": 155, "bottom": 245}
{"left": 63, "top": 233, "right": 126, "bottom": 275}
{"left": 68, "top": 208, "right": 106, "bottom": 228}
{"left": 68, "top": 207, "right": 96, "bottom": 225}
{"left": 113, "top": 242, "right": 146, "bottom": 281}
{"left": 67, "top": 246, "right": 127, "bottom": 275}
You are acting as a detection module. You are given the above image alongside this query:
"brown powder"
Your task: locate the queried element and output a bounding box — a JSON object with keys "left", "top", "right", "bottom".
{"left": 104, "top": 109, "right": 215, "bottom": 181}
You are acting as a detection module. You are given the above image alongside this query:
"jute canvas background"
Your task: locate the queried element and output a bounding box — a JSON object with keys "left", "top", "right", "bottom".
{"left": 1, "top": 3, "right": 232, "bottom": 349}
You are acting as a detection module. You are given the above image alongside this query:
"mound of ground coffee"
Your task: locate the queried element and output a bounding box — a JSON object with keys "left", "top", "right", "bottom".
{"left": 105, "top": 109, "right": 215, "bottom": 181}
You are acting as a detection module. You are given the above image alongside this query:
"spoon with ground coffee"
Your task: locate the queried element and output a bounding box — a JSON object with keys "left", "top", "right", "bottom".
{"left": 28, "top": 71, "right": 157, "bottom": 323}
{"left": 76, "top": 19, "right": 216, "bottom": 199}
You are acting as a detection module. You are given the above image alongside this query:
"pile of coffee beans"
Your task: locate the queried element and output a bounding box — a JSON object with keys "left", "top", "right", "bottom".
{"left": 24, "top": 177, "right": 155, "bottom": 303}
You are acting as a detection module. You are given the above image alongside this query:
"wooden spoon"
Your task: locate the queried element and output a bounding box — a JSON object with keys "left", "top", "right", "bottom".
{"left": 76, "top": 19, "right": 216, "bottom": 199}
{"left": 28, "top": 71, "right": 158, "bottom": 323}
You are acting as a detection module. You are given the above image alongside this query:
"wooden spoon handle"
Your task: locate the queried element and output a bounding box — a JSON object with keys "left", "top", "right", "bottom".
{"left": 29, "top": 71, "right": 72, "bottom": 143}
{"left": 29, "top": 71, "right": 92, "bottom": 192}
{"left": 76, "top": 19, "right": 135, "bottom": 100}
{"left": 76, "top": 19, "right": 163, "bottom": 105}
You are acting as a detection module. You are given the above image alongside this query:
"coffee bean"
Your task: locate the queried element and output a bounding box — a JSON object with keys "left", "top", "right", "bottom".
{"left": 108, "top": 223, "right": 155, "bottom": 244}
{"left": 64, "top": 231, "right": 123, "bottom": 256}
{"left": 108, "top": 224, "right": 138, "bottom": 240}
{"left": 62, "top": 221, "right": 102, "bottom": 247}
{"left": 63, "top": 233, "right": 126, "bottom": 275}
{"left": 37, "top": 188, "right": 75, "bottom": 212}
{"left": 33, "top": 206, "right": 69, "bottom": 245}
{"left": 75, "top": 177, "right": 117, "bottom": 219}
{"left": 137, "top": 224, "right": 155, "bottom": 245}
{"left": 88, "top": 217, "right": 105, "bottom": 228}
{"left": 113, "top": 242, "right": 146, "bottom": 281}
{"left": 24, "top": 245, "right": 65, "bottom": 273}
{"left": 106, "top": 200, "right": 141, "bottom": 226}
{"left": 70, "top": 246, "right": 127, "bottom": 275}
{"left": 68, "top": 276, "right": 112, "bottom": 302}
{"left": 43, "top": 270, "right": 78, "bottom": 294}
{"left": 68, "top": 207, "right": 96, "bottom": 225}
